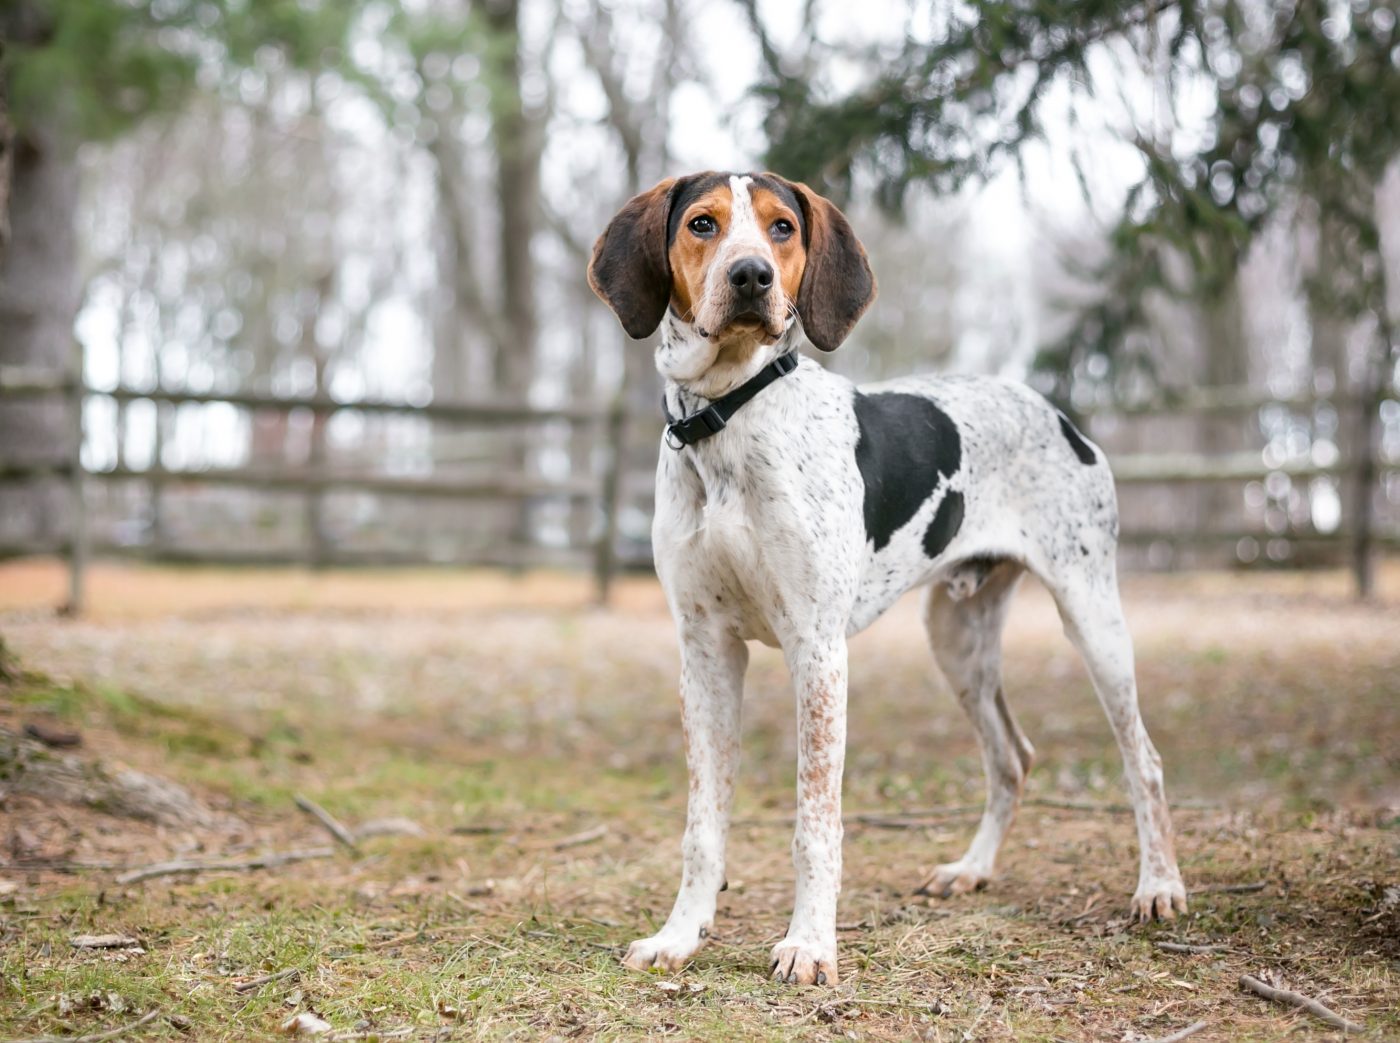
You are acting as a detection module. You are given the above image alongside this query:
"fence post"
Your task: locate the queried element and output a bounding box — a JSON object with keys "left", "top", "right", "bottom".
{"left": 1350, "top": 358, "right": 1383, "bottom": 600}
{"left": 63, "top": 346, "right": 87, "bottom": 617}
{"left": 594, "top": 395, "right": 627, "bottom": 606}
{"left": 305, "top": 401, "right": 330, "bottom": 569}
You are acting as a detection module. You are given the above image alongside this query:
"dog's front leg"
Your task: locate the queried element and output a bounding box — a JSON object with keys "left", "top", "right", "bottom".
{"left": 623, "top": 626, "right": 747, "bottom": 973}
{"left": 771, "top": 636, "right": 847, "bottom": 986}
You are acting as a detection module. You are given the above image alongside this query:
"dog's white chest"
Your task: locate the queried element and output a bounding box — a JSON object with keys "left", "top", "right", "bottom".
{"left": 655, "top": 457, "right": 786, "bottom": 645}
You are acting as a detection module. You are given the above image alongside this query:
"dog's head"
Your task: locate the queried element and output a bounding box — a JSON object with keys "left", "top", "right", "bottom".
{"left": 588, "top": 172, "right": 876, "bottom": 359}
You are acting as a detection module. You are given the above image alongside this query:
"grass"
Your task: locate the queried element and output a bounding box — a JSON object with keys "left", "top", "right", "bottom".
{"left": 1, "top": 560, "right": 1398, "bottom": 1040}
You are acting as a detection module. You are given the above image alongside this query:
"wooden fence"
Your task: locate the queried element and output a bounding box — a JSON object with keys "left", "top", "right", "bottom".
{"left": 1, "top": 363, "right": 1395, "bottom": 614}
{"left": 1074, "top": 382, "right": 1397, "bottom": 598}
{"left": 0, "top": 365, "right": 631, "bottom": 612}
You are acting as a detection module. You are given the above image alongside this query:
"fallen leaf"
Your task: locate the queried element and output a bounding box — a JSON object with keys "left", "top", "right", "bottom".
{"left": 280, "top": 1012, "right": 332, "bottom": 1035}
{"left": 356, "top": 817, "right": 426, "bottom": 839}
{"left": 435, "top": 995, "right": 463, "bottom": 1019}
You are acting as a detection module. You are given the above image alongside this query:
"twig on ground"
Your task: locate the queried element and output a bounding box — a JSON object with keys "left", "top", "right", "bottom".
{"left": 1238, "top": 974, "right": 1364, "bottom": 1034}
{"left": 325, "top": 1028, "right": 414, "bottom": 1041}
{"left": 368, "top": 923, "right": 497, "bottom": 949}
{"left": 1202, "top": 882, "right": 1267, "bottom": 894}
{"left": 22, "top": 721, "right": 81, "bottom": 748}
{"left": 552, "top": 824, "right": 607, "bottom": 850}
{"left": 70, "top": 933, "right": 140, "bottom": 949}
{"left": 1155, "top": 941, "right": 1230, "bottom": 955}
{"left": 1141, "top": 1021, "right": 1208, "bottom": 1043}
{"left": 232, "top": 967, "right": 299, "bottom": 994}
{"left": 293, "top": 794, "right": 360, "bottom": 853}
{"left": 847, "top": 998, "right": 945, "bottom": 1012}
{"left": 854, "top": 804, "right": 983, "bottom": 824}
{"left": 2, "top": 1008, "right": 161, "bottom": 1043}
{"left": 741, "top": 799, "right": 1213, "bottom": 829}
{"left": 853, "top": 813, "right": 976, "bottom": 830}
{"left": 450, "top": 824, "right": 508, "bottom": 835}
{"left": 737, "top": 804, "right": 983, "bottom": 829}
{"left": 1028, "top": 797, "right": 1136, "bottom": 813}
{"left": 0, "top": 859, "right": 124, "bottom": 873}
{"left": 1025, "top": 797, "right": 1218, "bottom": 814}
{"left": 794, "top": 996, "right": 946, "bottom": 1023}
{"left": 521, "top": 928, "right": 621, "bottom": 952}
{"left": 115, "top": 847, "right": 334, "bottom": 885}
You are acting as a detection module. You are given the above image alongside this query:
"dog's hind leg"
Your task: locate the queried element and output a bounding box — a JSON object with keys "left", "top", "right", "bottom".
{"left": 1042, "top": 553, "right": 1187, "bottom": 921}
{"left": 915, "top": 560, "right": 1033, "bottom": 898}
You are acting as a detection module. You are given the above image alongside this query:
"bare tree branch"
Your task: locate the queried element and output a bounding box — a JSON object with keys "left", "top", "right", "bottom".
{"left": 1238, "top": 974, "right": 1365, "bottom": 1034}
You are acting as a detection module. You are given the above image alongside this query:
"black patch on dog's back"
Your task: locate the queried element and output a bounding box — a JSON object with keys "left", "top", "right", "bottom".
{"left": 923, "top": 490, "right": 965, "bottom": 558}
{"left": 852, "top": 392, "right": 962, "bottom": 552}
{"left": 1057, "top": 413, "right": 1097, "bottom": 465}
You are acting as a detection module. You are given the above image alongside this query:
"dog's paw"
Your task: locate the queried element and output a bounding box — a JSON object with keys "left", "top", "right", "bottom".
{"left": 622, "top": 931, "right": 704, "bottom": 973}
{"left": 1131, "top": 875, "right": 1188, "bottom": 922}
{"left": 913, "top": 859, "right": 990, "bottom": 899}
{"left": 768, "top": 938, "right": 838, "bottom": 986}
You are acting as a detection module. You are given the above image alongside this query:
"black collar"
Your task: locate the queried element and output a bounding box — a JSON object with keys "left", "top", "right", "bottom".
{"left": 662, "top": 352, "right": 799, "bottom": 449}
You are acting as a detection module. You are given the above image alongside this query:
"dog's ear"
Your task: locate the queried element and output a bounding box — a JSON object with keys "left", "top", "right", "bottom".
{"left": 771, "top": 176, "right": 876, "bottom": 352}
{"left": 588, "top": 177, "right": 684, "bottom": 339}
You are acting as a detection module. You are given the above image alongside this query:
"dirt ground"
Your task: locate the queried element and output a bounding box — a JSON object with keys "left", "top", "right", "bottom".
{"left": 1, "top": 558, "right": 1398, "bottom": 1041}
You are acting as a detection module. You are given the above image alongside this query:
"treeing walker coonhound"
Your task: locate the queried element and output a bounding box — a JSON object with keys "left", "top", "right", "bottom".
{"left": 587, "top": 171, "right": 1187, "bottom": 986}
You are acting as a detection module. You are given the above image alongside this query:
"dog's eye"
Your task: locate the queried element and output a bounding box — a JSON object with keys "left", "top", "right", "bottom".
{"left": 771, "top": 218, "right": 795, "bottom": 240}
{"left": 688, "top": 215, "right": 717, "bottom": 237}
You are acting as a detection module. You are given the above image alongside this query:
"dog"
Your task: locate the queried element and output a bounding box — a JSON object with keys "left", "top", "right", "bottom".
{"left": 587, "top": 172, "right": 1187, "bottom": 986}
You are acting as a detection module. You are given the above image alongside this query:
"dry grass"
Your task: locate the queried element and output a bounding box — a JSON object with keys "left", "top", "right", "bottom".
{"left": 1, "top": 558, "right": 1397, "bottom": 1041}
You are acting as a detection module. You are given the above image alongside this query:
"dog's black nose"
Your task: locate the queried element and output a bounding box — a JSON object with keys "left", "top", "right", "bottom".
{"left": 728, "top": 257, "right": 774, "bottom": 302}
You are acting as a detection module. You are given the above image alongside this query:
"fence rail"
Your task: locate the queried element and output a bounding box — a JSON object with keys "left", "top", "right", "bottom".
{"left": 1, "top": 365, "right": 1395, "bottom": 613}
{"left": 1074, "top": 385, "right": 1375, "bottom": 417}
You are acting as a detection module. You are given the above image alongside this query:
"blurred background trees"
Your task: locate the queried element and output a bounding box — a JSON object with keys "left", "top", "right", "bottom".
{"left": 0, "top": 0, "right": 361, "bottom": 545}
{"left": 1, "top": 0, "right": 1397, "bottom": 581}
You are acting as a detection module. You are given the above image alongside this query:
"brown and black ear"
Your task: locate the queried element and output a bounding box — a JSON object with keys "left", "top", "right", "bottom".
{"left": 773, "top": 176, "right": 876, "bottom": 352}
{"left": 587, "top": 177, "right": 682, "bottom": 339}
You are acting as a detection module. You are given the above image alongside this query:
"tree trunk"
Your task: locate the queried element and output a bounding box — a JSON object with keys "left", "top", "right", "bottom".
{"left": 1196, "top": 281, "right": 1250, "bottom": 544}
{"left": 1306, "top": 213, "right": 1364, "bottom": 549}
{"left": 0, "top": 117, "right": 81, "bottom": 548}
{"left": 483, "top": 0, "right": 540, "bottom": 398}
{"left": 0, "top": 36, "right": 13, "bottom": 258}
{"left": 482, "top": 0, "right": 543, "bottom": 546}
